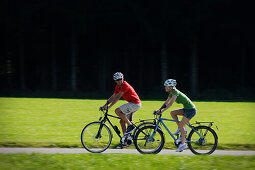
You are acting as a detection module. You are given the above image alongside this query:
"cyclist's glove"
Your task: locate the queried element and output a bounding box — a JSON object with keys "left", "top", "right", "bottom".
{"left": 153, "top": 110, "right": 161, "bottom": 115}
{"left": 99, "top": 106, "right": 105, "bottom": 111}
{"left": 99, "top": 106, "right": 103, "bottom": 111}
{"left": 99, "top": 106, "right": 108, "bottom": 111}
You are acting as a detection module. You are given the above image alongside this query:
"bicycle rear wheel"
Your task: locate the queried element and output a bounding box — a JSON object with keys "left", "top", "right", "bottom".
{"left": 134, "top": 125, "right": 164, "bottom": 154}
{"left": 187, "top": 125, "right": 218, "bottom": 155}
{"left": 81, "top": 122, "right": 112, "bottom": 153}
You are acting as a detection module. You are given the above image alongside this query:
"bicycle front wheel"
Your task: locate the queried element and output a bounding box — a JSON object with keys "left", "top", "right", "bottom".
{"left": 134, "top": 125, "right": 165, "bottom": 154}
{"left": 133, "top": 122, "right": 155, "bottom": 136}
{"left": 187, "top": 126, "right": 218, "bottom": 155}
{"left": 81, "top": 122, "right": 112, "bottom": 153}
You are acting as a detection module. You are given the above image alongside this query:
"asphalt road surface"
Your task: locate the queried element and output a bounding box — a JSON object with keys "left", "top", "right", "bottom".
{"left": 0, "top": 148, "right": 255, "bottom": 155}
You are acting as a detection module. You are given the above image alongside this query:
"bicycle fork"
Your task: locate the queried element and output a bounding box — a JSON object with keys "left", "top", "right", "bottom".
{"left": 148, "top": 121, "right": 162, "bottom": 142}
{"left": 95, "top": 122, "right": 104, "bottom": 139}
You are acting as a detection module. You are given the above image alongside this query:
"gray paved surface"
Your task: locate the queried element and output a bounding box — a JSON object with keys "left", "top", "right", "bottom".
{"left": 0, "top": 148, "right": 255, "bottom": 155}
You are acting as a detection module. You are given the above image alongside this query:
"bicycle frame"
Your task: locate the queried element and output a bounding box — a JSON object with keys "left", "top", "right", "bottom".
{"left": 98, "top": 110, "right": 155, "bottom": 140}
{"left": 99, "top": 110, "right": 122, "bottom": 138}
{"left": 150, "top": 114, "right": 204, "bottom": 143}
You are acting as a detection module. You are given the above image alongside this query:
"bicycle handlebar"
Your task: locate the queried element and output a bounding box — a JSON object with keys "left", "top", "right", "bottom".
{"left": 153, "top": 110, "right": 162, "bottom": 116}
{"left": 99, "top": 106, "right": 109, "bottom": 112}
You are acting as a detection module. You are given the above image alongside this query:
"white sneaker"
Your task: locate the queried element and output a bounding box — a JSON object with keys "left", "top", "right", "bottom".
{"left": 176, "top": 143, "right": 188, "bottom": 152}
{"left": 176, "top": 136, "right": 187, "bottom": 144}
{"left": 176, "top": 136, "right": 182, "bottom": 144}
{"left": 172, "top": 127, "right": 189, "bottom": 135}
{"left": 121, "top": 135, "right": 128, "bottom": 143}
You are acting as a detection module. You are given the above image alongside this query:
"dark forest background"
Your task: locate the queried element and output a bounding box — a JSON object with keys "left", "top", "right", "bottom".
{"left": 1, "top": 0, "right": 255, "bottom": 100}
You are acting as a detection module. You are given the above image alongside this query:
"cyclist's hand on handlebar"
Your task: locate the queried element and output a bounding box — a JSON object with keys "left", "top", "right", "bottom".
{"left": 99, "top": 105, "right": 108, "bottom": 111}
{"left": 153, "top": 110, "right": 158, "bottom": 115}
{"left": 153, "top": 110, "right": 161, "bottom": 115}
{"left": 99, "top": 106, "right": 104, "bottom": 111}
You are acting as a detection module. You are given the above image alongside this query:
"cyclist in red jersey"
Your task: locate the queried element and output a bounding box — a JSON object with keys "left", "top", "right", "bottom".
{"left": 100, "top": 72, "right": 141, "bottom": 147}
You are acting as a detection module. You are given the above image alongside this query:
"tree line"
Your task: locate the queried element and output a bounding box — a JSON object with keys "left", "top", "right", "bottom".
{"left": 1, "top": 0, "right": 254, "bottom": 99}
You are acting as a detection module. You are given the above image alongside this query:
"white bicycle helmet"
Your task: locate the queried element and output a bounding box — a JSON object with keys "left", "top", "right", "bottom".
{"left": 113, "top": 72, "right": 124, "bottom": 80}
{"left": 164, "top": 79, "right": 177, "bottom": 87}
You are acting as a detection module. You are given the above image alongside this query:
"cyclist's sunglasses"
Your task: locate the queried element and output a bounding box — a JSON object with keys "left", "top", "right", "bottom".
{"left": 115, "top": 79, "right": 122, "bottom": 81}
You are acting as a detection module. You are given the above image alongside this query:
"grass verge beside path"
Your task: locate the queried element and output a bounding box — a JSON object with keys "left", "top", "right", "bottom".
{"left": 0, "top": 97, "right": 254, "bottom": 150}
{"left": 0, "top": 153, "right": 255, "bottom": 170}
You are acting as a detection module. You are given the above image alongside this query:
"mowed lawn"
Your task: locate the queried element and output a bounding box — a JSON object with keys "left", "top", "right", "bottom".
{"left": 0, "top": 97, "right": 254, "bottom": 150}
{"left": 0, "top": 153, "right": 255, "bottom": 170}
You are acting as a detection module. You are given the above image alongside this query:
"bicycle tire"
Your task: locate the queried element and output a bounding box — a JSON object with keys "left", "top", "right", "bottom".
{"left": 81, "top": 122, "right": 112, "bottom": 153}
{"left": 187, "top": 125, "right": 218, "bottom": 155}
{"left": 133, "top": 122, "right": 155, "bottom": 136}
{"left": 134, "top": 125, "right": 165, "bottom": 154}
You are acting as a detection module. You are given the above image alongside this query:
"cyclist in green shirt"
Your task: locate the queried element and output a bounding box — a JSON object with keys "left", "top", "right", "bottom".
{"left": 154, "top": 79, "right": 197, "bottom": 152}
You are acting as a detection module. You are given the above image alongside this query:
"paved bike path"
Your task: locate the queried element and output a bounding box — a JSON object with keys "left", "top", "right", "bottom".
{"left": 0, "top": 148, "right": 255, "bottom": 155}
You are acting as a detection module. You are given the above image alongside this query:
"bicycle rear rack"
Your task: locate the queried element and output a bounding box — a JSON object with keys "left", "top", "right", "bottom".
{"left": 195, "top": 121, "right": 214, "bottom": 126}
{"left": 191, "top": 121, "right": 219, "bottom": 131}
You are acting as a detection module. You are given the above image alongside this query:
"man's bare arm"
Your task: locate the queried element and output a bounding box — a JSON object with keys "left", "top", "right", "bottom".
{"left": 104, "top": 93, "right": 116, "bottom": 106}
{"left": 108, "top": 92, "right": 124, "bottom": 109}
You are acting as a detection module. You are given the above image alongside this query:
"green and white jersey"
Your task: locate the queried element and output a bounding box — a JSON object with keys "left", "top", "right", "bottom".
{"left": 169, "top": 89, "right": 195, "bottom": 109}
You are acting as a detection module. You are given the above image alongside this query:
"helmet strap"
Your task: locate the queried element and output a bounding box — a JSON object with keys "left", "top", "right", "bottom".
{"left": 166, "top": 86, "right": 171, "bottom": 91}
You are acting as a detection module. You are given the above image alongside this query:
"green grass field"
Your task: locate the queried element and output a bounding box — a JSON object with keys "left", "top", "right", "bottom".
{"left": 0, "top": 97, "right": 255, "bottom": 150}
{"left": 0, "top": 153, "right": 255, "bottom": 170}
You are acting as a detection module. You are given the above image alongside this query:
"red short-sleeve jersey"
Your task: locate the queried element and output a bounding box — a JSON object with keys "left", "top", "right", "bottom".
{"left": 114, "top": 81, "right": 141, "bottom": 104}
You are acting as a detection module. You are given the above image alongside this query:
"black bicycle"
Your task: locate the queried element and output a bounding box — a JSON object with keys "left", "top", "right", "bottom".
{"left": 81, "top": 109, "right": 154, "bottom": 153}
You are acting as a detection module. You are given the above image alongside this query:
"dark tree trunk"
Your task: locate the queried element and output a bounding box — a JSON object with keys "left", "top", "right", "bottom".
{"left": 51, "top": 25, "right": 57, "bottom": 91}
{"left": 71, "top": 29, "right": 77, "bottom": 92}
{"left": 18, "top": 30, "right": 25, "bottom": 90}
{"left": 161, "top": 39, "right": 167, "bottom": 84}
{"left": 98, "top": 55, "right": 107, "bottom": 93}
{"left": 240, "top": 44, "right": 246, "bottom": 89}
{"left": 190, "top": 36, "right": 198, "bottom": 95}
